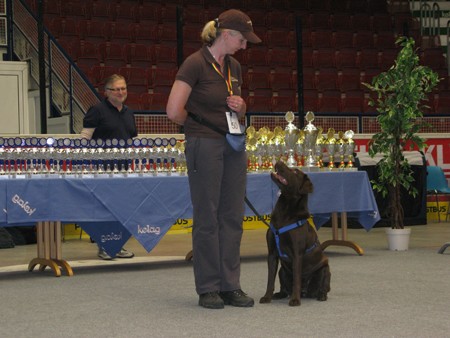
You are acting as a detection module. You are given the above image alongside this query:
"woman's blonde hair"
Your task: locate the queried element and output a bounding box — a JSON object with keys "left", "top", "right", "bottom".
{"left": 201, "top": 19, "right": 221, "bottom": 45}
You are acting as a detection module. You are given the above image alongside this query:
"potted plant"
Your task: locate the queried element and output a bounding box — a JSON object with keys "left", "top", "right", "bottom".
{"left": 363, "top": 36, "right": 439, "bottom": 250}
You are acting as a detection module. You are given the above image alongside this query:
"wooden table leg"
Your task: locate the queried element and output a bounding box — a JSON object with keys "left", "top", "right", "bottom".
{"left": 320, "top": 212, "right": 364, "bottom": 255}
{"left": 28, "top": 221, "right": 73, "bottom": 276}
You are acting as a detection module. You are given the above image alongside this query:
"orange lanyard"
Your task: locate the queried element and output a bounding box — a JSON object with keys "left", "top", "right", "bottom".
{"left": 211, "top": 63, "right": 233, "bottom": 96}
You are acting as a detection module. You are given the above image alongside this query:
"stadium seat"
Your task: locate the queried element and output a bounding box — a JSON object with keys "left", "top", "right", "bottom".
{"left": 270, "top": 71, "right": 295, "bottom": 92}
{"left": 119, "top": 66, "right": 151, "bottom": 94}
{"left": 354, "top": 31, "right": 375, "bottom": 50}
{"left": 335, "top": 48, "right": 358, "bottom": 69}
{"left": 315, "top": 68, "right": 339, "bottom": 91}
{"left": 137, "top": 4, "right": 161, "bottom": 24}
{"left": 357, "top": 49, "right": 380, "bottom": 70}
{"left": 313, "top": 48, "right": 336, "bottom": 69}
{"left": 91, "top": 65, "right": 119, "bottom": 88}
{"left": 140, "top": 92, "right": 169, "bottom": 111}
{"left": 302, "top": 89, "right": 320, "bottom": 112}
{"left": 98, "top": 42, "right": 127, "bottom": 68}
{"left": 333, "top": 31, "right": 355, "bottom": 49}
{"left": 351, "top": 13, "right": 372, "bottom": 31}
{"left": 318, "top": 90, "right": 342, "bottom": 113}
{"left": 311, "top": 29, "right": 333, "bottom": 48}
{"left": 246, "top": 95, "right": 273, "bottom": 113}
{"left": 133, "top": 23, "right": 159, "bottom": 45}
{"left": 310, "top": 13, "right": 331, "bottom": 30}
{"left": 338, "top": 68, "right": 362, "bottom": 91}
{"left": 372, "top": 14, "right": 394, "bottom": 33}
{"left": 124, "top": 43, "right": 154, "bottom": 68}
{"left": 114, "top": 3, "right": 138, "bottom": 23}
{"left": 341, "top": 90, "right": 364, "bottom": 113}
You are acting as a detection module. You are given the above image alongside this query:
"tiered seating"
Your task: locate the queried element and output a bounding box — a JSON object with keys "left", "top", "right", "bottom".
{"left": 36, "top": 0, "right": 450, "bottom": 115}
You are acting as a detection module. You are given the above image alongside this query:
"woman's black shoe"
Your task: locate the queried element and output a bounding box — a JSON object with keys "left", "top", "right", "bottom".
{"left": 198, "top": 292, "right": 224, "bottom": 309}
{"left": 219, "top": 289, "right": 254, "bottom": 307}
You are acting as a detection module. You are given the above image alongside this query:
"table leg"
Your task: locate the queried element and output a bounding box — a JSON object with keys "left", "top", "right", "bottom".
{"left": 320, "top": 212, "right": 364, "bottom": 255}
{"left": 28, "top": 221, "right": 73, "bottom": 277}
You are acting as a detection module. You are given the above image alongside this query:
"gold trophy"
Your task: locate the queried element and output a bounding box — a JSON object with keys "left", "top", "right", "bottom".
{"left": 284, "top": 111, "right": 300, "bottom": 168}
{"left": 324, "top": 128, "right": 337, "bottom": 170}
{"left": 303, "top": 111, "right": 319, "bottom": 170}
{"left": 337, "top": 131, "right": 346, "bottom": 169}
{"left": 344, "top": 130, "right": 356, "bottom": 170}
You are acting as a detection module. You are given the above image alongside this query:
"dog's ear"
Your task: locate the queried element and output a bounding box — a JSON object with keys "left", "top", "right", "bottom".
{"left": 298, "top": 174, "right": 314, "bottom": 194}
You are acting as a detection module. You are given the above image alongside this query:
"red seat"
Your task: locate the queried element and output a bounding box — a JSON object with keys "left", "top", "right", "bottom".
{"left": 270, "top": 71, "right": 295, "bottom": 92}
{"left": 91, "top": 0, "right": 113, "bottom": 21}
{"left": 183, "top": 6, "right": 207, "bottom": 24}
{"left": 311, "top": 29, "right": 333, "bottom": 49}
{"left": 374, "top": 32, "right": 397, "bottom": 50}
{"left": 434, "top": 91, "right": 450, "bottom": 114}
{"left": 379, "top": 48, "right": 399, "bottom": 71}
{"left": 357, "top": 49, "right": 380, "bottom": 70}
{"left": 332, "top": 31, "right": 354, "bottom": 49}
{"left": 152, "top": 44, "right": 177, "bottom": 67}
{"left": 124, "top": 92, "right": 142, "bottom": 109}
{"left": 183, "top": 25, "right": 202, "bottom": 43}
{"left": 331, "top": 13, "right": 352, "bottom": 30}
{"left": 351, "top": 14, "right": 372, "bottom": 31}
{"left": 110, "top": 23, "right": 134, "bottom": 43}
{"left": 310, "top": 13, "right": 331, "bottom": 30}
{"left": 338, "top": 68, "right": 362, "bottom": 91}
{"left": 341, "top": 90, "right": 364, "bottom": 113}
{"left": 91, "top": 65, "right": 119, "bottom": 88}
{"left": 76, "top": 41, "right": 101, "bottom": 68}
{"left": 301, "top": 68, "right": 317, "bottom": 90}
{"left": 151, "top": 68, "right": 177, "bottom": 88}
{"left": 268, "top": 49, "right": 295, "bottom": 70}
{"left": 354, "top": 31, "right": 375, "bottom": 50}
{"left": 315, "top": 68, "right": 339, "bottom": 91}
{"left": 124, "top": 43, "right": 154, "bottom": 68}
{"left": 98, "top": 42, "right": 126, "bottom": 68}
{"left": 266, "top": 11, "right": 293, "bottom": 29}
{"left": 372, "top": 14, "right": 394, "bottom": 33}
{"left": 302, "top": 89, "right": 320, "bottom": 112}
{"left": 80, "top": 20, "right": 111, "bottom": 43}
{"left": 119, "top": 67, "right": 151, "bottom": 94}
{"left": 318, "top": 90, "right": 342, "bottom": 113}
{"left": 335, "top": 48, "right": 358, "bottom": 69}
{"left": 133, "top": 23, "right": 159, "bottom": 45}
{"left": 246, "top": 72, "right": 271, "bottom": 91}
{"left": 313, "top": 48, "right": 336, "bottom": 69}
{"left": 302, "top": 47, "right": 314, "bottom": 68}
{"left": 114, "top": 3, "right": 138, "bottom": 23}
{"left": 421, "top": 47, "right": 447, "bottom": 70}
{"left": 363, "top": 91, "right": 378, "bottom": 113}
{"left": 161, "top": 4, "right": 178, "bottom": 22}
{"left": 246, "top": 95, "right": 273, "bottom": 113}
{"left": 140, "top": 92, "right": 169, "bottom": 111}
{"left": 158, "top": 25, "right": 178, "bottom": 44}
{"left": 271, "top": 94, "right": 297, "bottom": 113}
{"left": 247, "top": 46, "right": 269, "bottom": 70}
{"left": 245, "top": 9, "right": 267, "bottom": 28}
{"left": 137, "top": 4, "right": 161, "bottom": 24}
{"left": 361, "top": 68, "right": 381, "bottom": 88}
{"left": 266, "top": 30, "right": 294, "bottom": 49}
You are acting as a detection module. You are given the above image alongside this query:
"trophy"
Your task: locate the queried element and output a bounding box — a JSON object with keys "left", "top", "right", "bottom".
{"left": 284, "top": 111, "right": 300, "bottom": 168}
{"left": 344, "top": 130, "right": 356, "bottom": 169}
{"left": 337, "top": 131, "right": 346, "bottom": 169}
{"left": 324, "top": 128, "right": 337, "bottom": 169}
{"left": 303, "top": 111, "right": 319, "bottom": 169}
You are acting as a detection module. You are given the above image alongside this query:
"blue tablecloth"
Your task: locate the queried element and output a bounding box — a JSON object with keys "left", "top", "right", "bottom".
{"left": 0, "top": 171, "right": 379, "bottom": 253}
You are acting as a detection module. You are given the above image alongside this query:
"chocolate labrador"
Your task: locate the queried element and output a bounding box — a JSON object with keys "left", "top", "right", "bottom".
{"left": 260, "top": 161, "right": 331, "bottom": 306}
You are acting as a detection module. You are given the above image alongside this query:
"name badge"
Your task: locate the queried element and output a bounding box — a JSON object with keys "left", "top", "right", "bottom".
{"left": 226, "top": 111, "right": 241, "bottom": 134}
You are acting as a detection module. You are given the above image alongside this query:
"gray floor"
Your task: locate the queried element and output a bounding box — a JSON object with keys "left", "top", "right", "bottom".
{"left": 1, "top": 221, "right": 450, "bottom": 337}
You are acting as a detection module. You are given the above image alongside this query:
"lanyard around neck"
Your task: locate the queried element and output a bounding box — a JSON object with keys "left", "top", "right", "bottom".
{"left": 211, "top": 62, "right": 233, "bottom": 96}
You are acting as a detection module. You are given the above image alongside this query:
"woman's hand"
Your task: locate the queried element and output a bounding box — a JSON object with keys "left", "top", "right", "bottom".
{"left": 226, "top": 95, "right": 247, "bottom": 118}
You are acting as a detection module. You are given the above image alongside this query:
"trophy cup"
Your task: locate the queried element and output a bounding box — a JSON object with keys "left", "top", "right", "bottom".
{"left": 303, "top": 111, "right": 319, "bottom": 170}
{"left": 344, "top": 130, "right": 356, "bottom": 170}
{"left": 284, "top": 111, "right": 300, "bottom": 168}
{"left": 324, "top": 128, "right": 337, "bottom": 170}
{"left": 336, "top": 131, "right": 346, "bottom": 169}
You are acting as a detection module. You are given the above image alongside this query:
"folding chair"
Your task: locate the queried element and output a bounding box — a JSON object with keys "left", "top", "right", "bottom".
{"left": 426, "top": 165, "right": 450, "bottom": 222}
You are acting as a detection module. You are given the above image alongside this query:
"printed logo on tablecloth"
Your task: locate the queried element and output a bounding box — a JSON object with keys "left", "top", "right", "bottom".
{"left": 11, "top": 194, "right": 36, "bottom": 216}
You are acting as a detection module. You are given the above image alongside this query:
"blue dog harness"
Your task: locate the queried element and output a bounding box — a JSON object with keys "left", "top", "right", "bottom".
{"left": 269, "top": 220, "right": 318, "bottom": 259}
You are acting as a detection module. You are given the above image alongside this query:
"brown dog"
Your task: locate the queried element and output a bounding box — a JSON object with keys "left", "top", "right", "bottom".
{"left": 260, "top": 161, "right": 331, "bottom": 306}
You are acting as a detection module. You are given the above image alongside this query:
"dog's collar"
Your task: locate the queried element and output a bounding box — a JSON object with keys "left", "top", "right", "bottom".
{"left": 269, "top": 220, "right": 317, "bottom": 259}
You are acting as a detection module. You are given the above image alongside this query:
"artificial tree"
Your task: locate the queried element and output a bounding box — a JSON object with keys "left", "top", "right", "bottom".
{"left": 364, "top": 36, "right": 439, "bottom": 229}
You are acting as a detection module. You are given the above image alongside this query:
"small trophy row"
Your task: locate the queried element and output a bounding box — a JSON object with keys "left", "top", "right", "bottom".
{"left": 0, "top": 137, "right": 187, "bottom": 177}
{"left": 246, "top": 111, "right": 357, "bottom": 172}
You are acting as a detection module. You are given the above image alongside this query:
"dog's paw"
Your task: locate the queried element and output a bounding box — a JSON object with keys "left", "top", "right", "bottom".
{"left": 259, "top": 296, "right": 272, "bottom": 304}
{"left": 273, "top": 291, "right": 289, "bottom": 300}
{"left": 289, "top": 298, "right": 301, "bottom": 306}
{"left": 316, "top": 293, "right": 328, "bottom": 301}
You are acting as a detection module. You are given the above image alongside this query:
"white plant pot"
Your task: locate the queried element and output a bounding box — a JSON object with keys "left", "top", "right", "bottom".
{"left": 385, "top": 228, "right": 411, "bottom": 251}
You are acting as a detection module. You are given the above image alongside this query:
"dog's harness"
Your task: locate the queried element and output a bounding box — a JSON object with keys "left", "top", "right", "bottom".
{"left": 269, "top": 220, "right": 319, "bottom": 260}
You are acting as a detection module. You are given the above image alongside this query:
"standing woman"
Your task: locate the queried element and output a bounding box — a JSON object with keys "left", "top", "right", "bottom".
{"left": 166, "top": 9, "right": 261, "bottom": 309}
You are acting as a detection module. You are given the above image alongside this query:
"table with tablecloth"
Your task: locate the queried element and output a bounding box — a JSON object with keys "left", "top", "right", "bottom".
{"left": 0, "top": 170, "right": 380, "bottom": 275}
